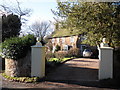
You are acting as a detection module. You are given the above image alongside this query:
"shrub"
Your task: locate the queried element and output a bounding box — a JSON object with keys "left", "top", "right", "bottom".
{"left": 46, "top": 42, "right": 53, "bottom": 51}
{"left": 55, "top": 45, "right": 61, "bottom": 51}
{"left": 45, "top": 51, "right": 55, "bottom": 61}
{"left": 55, "top": 51, "right": 68, "bottom": 60}
{"left": 67, "top": 48, "right": 80, "bottom": 57}
{"left": 1, "top": 34, "right": 36, "bottom": 60}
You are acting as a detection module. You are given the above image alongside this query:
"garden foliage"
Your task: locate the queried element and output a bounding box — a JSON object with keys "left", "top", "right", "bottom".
{"left": 46, "top": 48, "right": 80, "bottom": 61}
{"left": 55, "top": 45, "right": 61, "bottom": 51}
{"left": 55, "top": 51, "right": 68, "bottom": 60}
{"left": 45, "top": 51, "right": 55, "bottom": 61}
{"left": 67, "top": 48, "right": 80, "bottom": 57}
{"left": 1, "top": 34, "right": 36, "bottom": 60}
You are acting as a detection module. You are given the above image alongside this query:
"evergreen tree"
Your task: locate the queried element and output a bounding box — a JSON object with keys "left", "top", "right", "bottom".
{"left": 2, "top": 14, "right": 21, "bottom": 41}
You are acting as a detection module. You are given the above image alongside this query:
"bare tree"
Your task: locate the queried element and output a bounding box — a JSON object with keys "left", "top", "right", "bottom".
{"left": 29, "top": 20, "right": 51, "bottom": 45}
{"left": 0, "top": 0, "right": 31, "bottom": 22}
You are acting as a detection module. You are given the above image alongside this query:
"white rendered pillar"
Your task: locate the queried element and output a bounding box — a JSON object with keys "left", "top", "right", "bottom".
{"left": 31, "top": 44, "right": 45, "bottom": 78}
{"left": 99, "top": 47, "right": 113, "bottom": 80}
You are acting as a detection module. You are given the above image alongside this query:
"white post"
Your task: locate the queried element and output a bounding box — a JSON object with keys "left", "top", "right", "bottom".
{"left": 99, "top": 47, "right": 113, "bottom": 80}
{"left": 31, "top": 43, "right": 45, "bottom": 78}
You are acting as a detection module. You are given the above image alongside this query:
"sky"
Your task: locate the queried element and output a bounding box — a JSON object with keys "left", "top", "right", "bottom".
{"left": 21, "top": 1, "right": 58, "bottom": 34}
{"left": 1, "top": 0, "right": 58, "bottom": 22}
{"left": 21, "top": 1, "right": 58, "bottom": 24}
{"left": 1, "top": 0, "right": 58, "bottom": 34}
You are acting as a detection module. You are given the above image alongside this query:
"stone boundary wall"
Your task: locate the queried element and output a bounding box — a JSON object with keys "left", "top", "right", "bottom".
{"left": 5, "top": 51, "right": 31, "bottom": 77}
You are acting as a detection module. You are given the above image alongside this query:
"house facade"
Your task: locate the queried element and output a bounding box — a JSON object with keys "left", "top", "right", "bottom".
{"left": 47, "top": 35, "right": 88, "bottom": 53}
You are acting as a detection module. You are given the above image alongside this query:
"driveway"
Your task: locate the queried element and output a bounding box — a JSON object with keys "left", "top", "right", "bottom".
{"left": 1, "top": 58, "right": 119, "bottom": 89}
{"left": 46, "top": 58, "right": 99, "bottom": 81}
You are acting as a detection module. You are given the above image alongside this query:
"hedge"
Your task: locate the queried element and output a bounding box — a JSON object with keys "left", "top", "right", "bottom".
{"left": 0, "top": 34, "right": 36, "bottom": 60}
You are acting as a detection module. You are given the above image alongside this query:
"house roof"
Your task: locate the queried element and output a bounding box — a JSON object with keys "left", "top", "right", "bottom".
{"left": 51, "top": 29, "right": 80, "bottom": 38}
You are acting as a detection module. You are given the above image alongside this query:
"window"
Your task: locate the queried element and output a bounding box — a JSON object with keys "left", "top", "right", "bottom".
{"left": 57, "top": 38, "right": 59, "bottom": 43}
{"left": 81, "top": 45, "right": 87, "bottom": 52}
{"left": 62, "top": 37, "right": 65, "bottom": 44}
{"left": 63, "top": 45, "right": 68, "bottom": 51}
{"left": 70, "top": 36, "right": 74, "bottom": 43}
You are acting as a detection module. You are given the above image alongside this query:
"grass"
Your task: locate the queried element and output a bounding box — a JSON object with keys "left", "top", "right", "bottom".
{"left": 48, "top": 57, "right": 71, "bottom": 63}
{"left": 46, "top": 57, "right": 72, "bottom": 68}
{"left": 1, "top": 73, "right": 40, "bottom": 83}
{"left": 62, "top": 58, "right": 72, "bottom": 61}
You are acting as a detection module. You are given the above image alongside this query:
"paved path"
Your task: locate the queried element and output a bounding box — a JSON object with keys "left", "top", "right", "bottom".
{"left": 46, "top": 58, "right": 99, "bottom": 81}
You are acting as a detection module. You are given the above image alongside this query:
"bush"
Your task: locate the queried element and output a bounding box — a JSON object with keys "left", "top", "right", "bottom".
{"left": 55, "top": 51, "right": 68, "bottom": 60}
{"left": 45, "top": 51, "right": 55, "bottom": 61}
{"left": 55, "top": 45, "right": 61, "bottom": 51}
{"left": 46, "top": 42, "right": 53, "bottom": 51}
{"left": 67, "top": 48, "right": 80, "bottom": 57}
{"left": 1, "top": 34, "right": 36, "bottom": 60}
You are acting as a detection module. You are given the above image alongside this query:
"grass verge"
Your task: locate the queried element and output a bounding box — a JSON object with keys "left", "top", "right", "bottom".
{"left": 1, "top": 73, "right": 40, "bottom": 83}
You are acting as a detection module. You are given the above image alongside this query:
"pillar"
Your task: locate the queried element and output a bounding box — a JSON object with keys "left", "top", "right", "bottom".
{"left": 99, "top": 47, "right": 113, "bottom": 80}
{"left": 31, "top": 44, "right": 45, "bottom": 78}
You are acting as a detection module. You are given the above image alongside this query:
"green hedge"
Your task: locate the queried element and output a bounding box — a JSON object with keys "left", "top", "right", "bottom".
{"left": 1, "top": 34, "right": 36, "bottom": 60}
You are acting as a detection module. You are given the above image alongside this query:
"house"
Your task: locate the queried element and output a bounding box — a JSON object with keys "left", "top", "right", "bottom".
{"left": 47, "top": 29, "right": 89, "bottom": 53}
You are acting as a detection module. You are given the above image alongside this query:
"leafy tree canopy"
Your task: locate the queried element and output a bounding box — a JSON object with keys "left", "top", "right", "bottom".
{"left": 53, "top": 2, "right": 120, "bottom": 47}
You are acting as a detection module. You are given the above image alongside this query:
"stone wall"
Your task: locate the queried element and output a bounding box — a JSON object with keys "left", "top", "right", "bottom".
{"left": 5, "top": 51, "right": 31, "bottom": 77}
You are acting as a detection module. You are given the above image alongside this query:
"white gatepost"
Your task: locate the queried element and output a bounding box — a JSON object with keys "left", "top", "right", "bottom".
{"left": 31, "top": 41, "right": 45, "bottom": 78}
{"left": 99, "top": 47, "right": 113, "bottom": 80}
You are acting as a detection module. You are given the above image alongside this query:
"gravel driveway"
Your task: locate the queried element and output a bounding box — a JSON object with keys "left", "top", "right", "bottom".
{"left": 1, "top": 58, "right": 119, "bottom": 90}
{"left": 46, "top": 58, "right": 99, "bottom": 81}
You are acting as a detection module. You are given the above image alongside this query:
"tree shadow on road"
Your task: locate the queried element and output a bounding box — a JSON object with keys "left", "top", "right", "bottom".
{"left": 45, "top": 63, "right": 120, "bottom": 89}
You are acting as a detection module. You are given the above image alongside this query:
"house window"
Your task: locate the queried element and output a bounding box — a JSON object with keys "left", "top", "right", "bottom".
{"left": 62, "top": 37, "right": 65, "bottom": 44}
{"left": 63, "top": 45, "right": 68, "bottom": 51}
{"left": 70, "top": 36, "right": 74, "bottom": 43}
{"left": 80, "top": 45, "right": 87, "bottom": 53}
{"left": 52, "top": 38, "right": 55, "bottom": 43}
{"left": 57, "top": 38, "right": 59, "bottom": 43}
